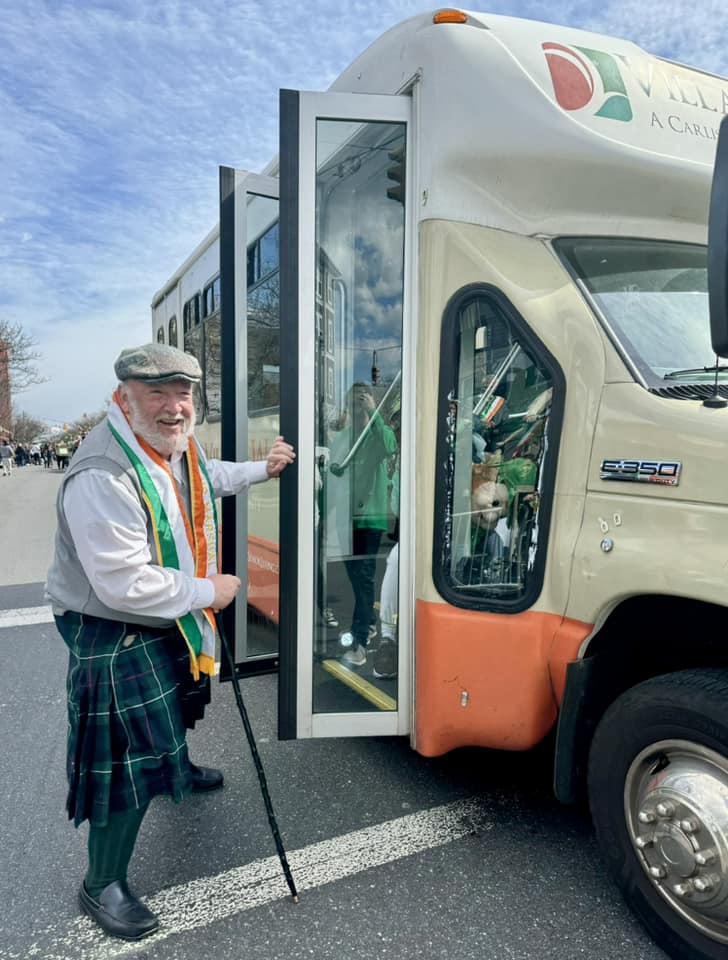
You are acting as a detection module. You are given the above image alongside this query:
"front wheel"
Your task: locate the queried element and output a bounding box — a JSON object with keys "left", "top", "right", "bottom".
{"left": 588, "top": 669, "right": 728, "bottom": 960}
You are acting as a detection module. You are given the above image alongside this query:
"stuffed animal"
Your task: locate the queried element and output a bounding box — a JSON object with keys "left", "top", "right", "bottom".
{"left": 470, "top": 468, "right": 509, "bottom": 531}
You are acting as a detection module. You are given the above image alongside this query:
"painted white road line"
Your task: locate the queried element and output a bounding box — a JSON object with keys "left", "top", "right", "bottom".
{"left": 0, "top": 605, "right": 53, "bottom": 628}
{"left": 28, "top": 798, "right": 492, "bottom": 960}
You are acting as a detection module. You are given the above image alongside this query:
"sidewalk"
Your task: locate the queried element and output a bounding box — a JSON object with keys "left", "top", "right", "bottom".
{"left": 0, "top": 464, "right": 64, "bottom": 586}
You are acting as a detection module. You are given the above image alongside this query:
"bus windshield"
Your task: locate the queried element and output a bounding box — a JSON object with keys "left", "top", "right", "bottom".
{"left": 555, "top": 239, "right": 714, "bottom": 383}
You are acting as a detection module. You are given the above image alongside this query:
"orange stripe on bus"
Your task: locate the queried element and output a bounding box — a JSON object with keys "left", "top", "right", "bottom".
{"left": 414, "top": 599, "right": 592, "bottom": 758}
{"left": 247, "top": 536, "right": 280, "bottom": 622}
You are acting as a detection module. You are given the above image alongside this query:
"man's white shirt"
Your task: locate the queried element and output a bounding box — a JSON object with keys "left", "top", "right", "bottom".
{"left": 63, "top": 454, "right": 268, "bottom": 621}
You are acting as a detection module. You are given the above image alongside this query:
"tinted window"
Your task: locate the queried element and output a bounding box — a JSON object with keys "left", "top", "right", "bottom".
{"left": 435, "top": 290, "right": 561, "bottom": 609}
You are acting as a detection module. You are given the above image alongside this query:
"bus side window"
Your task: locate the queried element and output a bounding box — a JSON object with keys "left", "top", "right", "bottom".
{"left": 205, "top": 314, "right": 221, "bottom": 422}
{"left": 183, "top": 293, "right": 205, "bottom": 423}
{"left": 435, "top": 290, "right": 560, "bottom": 610}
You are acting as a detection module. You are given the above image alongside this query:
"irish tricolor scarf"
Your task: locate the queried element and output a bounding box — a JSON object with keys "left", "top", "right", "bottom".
{"left": 107, "top": 399, "right": 218, "bottom": 679}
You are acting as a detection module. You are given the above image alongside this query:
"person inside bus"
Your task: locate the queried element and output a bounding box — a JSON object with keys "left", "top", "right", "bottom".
{"left": 469, "top": 374, "right": 553, "bottom": 586}
{"left": 372, "top": 400, "right": 401, "bottom": 680}
{"left": 471, "top": 391, "right": 509, "bottom": 463}
{"left": 46, "top": 343, "right": 295, "bottom": 942}
{"left": 329, "top": 380, "right": 398, "bottom": 667}
{"left": 463, "top": 340, "right": 554, "bottom": 586}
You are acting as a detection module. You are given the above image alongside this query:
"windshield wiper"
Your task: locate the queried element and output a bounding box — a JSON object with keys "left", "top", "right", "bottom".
{"left": 664, "top": 364, "right": 728, "bottom": 380}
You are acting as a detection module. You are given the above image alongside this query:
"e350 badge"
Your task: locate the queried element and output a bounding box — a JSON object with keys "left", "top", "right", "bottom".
{"left": 600, "top": 459, "right": 682, "bottom": 486}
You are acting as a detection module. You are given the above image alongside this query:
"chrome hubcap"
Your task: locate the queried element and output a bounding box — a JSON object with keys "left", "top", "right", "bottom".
{"left": 625, "top": 740, "right": 728, "bottom": 943}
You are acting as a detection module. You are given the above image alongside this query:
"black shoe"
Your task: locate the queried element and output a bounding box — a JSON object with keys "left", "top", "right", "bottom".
{"left": 372, "top": 639, "right": 398, "bottom": 679}
{"left": 190, "top": 762, "right": 224, "bottom": 792}
{"left": 79, "top": 880, "right": 159, "bottom": 941}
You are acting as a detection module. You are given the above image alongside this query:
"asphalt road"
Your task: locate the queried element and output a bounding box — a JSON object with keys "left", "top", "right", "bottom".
{"left": 0, "top": 464, "right": 669, "bottom": 960}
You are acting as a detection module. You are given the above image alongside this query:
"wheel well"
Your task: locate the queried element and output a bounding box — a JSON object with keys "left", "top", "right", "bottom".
{"left": 553, "top": 594, "right": 728, "bottom": 804}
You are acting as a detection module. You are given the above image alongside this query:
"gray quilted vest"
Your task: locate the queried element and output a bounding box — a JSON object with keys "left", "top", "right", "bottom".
{"left": 46, "top": 418, "right": 176, "bottom": 627}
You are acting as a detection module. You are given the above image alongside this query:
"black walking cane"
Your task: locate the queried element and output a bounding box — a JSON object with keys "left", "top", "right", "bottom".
{"left": 215, "top": 613, "right": 299, "bottom": 902}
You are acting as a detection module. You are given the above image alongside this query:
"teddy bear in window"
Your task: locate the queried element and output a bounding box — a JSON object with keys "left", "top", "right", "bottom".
{"left": 471, "top": 463, "right": 509, "bottom": 533}
{"left": 456, "top": 459, "right": 508, "bottom": 586}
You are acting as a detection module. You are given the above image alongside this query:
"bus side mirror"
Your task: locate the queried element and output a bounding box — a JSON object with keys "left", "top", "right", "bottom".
{"left": 709, "top": 115, "right": 728, "bottom": 357}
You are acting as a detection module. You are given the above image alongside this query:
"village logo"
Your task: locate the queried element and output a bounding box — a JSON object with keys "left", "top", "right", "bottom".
{"left": 543, "top": 42, "right": 633, "bottom": 122}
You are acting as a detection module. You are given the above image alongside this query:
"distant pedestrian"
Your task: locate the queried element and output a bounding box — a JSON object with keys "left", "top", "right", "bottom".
{"left": 55, "top": 442, "right": 70, "bottom": 471}
{"left": 0, "top": 440, "right": 12, "bottom": 477}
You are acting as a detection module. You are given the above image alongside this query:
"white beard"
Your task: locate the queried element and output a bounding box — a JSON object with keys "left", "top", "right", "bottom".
{"left": 127, "top": 396, "right": 196, "bottom": 458}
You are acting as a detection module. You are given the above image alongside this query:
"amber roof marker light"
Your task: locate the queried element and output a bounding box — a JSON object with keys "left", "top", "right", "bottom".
{"left": 433, "top": 9, "right": 469, "bottom": 24}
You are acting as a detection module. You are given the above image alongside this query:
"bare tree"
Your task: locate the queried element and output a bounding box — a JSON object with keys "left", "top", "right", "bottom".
{"left": 0, "top": 319, "right": 45, "bottom": 392}
{"left": 63, "top": 405, "right": 109, "bottom": 442}
{"left": 0, "top": 321, "right": 45, "bottom": 438}
{"left": 11, "top": 411, "right": 45, "bottom": 445}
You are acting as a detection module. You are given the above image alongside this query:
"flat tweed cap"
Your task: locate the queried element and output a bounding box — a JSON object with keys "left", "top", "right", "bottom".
{"left": 114, "top": 343, "right": 202, "bottom": 384}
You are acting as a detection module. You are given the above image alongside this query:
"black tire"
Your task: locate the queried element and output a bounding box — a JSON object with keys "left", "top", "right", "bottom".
{"left": 588, "top": 669, "right": 728, "bottom": 960}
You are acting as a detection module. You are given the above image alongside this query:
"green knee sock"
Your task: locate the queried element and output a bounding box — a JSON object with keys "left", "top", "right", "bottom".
{"left": 85, "top": 805, "right": 149, "bottom": 898}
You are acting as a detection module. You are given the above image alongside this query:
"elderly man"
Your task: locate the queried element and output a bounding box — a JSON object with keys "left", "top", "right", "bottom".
{"left": 46, "top": 343, "right": 294, "bottom": 941}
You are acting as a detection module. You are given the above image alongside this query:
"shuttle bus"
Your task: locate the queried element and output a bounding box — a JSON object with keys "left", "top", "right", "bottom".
{"left": 152, "top": 10, "right": 728, "bottom": 958}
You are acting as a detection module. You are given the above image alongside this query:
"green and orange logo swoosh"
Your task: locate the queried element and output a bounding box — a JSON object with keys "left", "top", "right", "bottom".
{"left": 543, "top": 42, "right": 633, "bottom": 122}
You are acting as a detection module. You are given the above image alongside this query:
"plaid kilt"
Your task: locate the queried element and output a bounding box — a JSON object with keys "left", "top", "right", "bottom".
{"left": 56, "top": 612, "right": 212, "bottom": 827}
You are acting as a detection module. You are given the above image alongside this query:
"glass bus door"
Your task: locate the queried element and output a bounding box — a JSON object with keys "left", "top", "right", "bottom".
{"left": 278, "top": 90, "right": 413, "bottom": 738}
{"left": 219, "top": 168, "right": 281, "bottom": 678}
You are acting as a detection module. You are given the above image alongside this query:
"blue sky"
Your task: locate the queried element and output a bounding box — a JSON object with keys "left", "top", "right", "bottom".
{"left": 2, "top": 0, "right": 727, "bottom": 425}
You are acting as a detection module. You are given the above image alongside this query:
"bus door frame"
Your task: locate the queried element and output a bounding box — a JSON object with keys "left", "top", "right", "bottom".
{"left": 219, "top": 167, "right": 280, "bottom": 679}
{"left": 278, "top": 89, "right": 416, "bottom": 739}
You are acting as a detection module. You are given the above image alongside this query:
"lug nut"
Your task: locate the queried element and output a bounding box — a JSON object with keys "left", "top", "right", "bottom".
{"left": 656, "top": 801, "right": 675, "bottom": 818}
{"left": 649, "top": 866, "right": 667, "bottom": 879}
{"left": 673, "top": 881, "right": 694, "bottom": 897}
{"left": 695, "top": 849, "right": 716, "bottom": 867}
{"left": 636, "top": 834, "right": 655, "bottom": 849}
{"left": 679, "top": 818, "right": 699, "bottom": 834}
{"left": 639, "top": 809, "right": 657, "bottom": 824}
{"left": 693, "top": 876, "right": 715, "bottom": 894}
